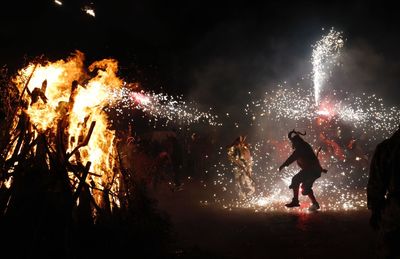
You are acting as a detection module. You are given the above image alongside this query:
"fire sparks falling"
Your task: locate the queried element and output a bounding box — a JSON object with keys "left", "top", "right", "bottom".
{"left": 312, "top": 28, "right": 344, "bottom": 105}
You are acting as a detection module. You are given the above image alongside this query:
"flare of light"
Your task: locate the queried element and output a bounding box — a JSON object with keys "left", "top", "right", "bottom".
{"left": 107, "top": 88, "right": 221, "bottom": 127}
{"left": 83, "top": 6, "right": 95, "bottom": 17}
{"left": 312, "top": 28, "right": 344, "bottom": 105}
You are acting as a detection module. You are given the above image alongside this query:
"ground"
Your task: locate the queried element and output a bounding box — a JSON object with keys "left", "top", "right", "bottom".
{"left": 153, "top": 181, "right": 376, "bottom": 259}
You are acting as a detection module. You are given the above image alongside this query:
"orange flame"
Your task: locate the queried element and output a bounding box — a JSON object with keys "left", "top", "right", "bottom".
{"left": 12, "top": 51, "right": 124, "bottom": 211}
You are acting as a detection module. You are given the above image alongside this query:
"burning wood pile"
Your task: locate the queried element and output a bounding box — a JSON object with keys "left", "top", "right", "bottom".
{"left": 0, "top": 53, "right": 173, "bottom": 257}
{"left": 1, "top": 52, "right": 125, "bottom": 220}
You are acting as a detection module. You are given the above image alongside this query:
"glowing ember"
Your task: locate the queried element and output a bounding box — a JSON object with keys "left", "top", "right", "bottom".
{"left": 54, "top": 0, "right": 63, "bottom": 6}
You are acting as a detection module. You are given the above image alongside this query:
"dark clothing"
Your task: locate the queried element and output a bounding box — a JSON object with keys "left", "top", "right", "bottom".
{"left": 367, "top": 130, "right": 400, "bottom": 258}
{"left": 290, "top": 169, "right": 320, "bottom": 195}
{"left": 280, "top": 138, "right": 325, "bottom": 205}
{"left": 282, "top": 142, "right": 323, "bottom": 194}
{"left": 368, "top": 135, "right": 400, "bottom": 211}
{"left": 281, "top": 142, "right": 323, "bottom": 172}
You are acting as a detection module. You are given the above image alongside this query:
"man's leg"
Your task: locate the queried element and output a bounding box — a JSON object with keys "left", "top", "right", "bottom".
{"left": 302, "top": 178, "right": 320, "bottom": 211}
{"left": 286, "top": 172, "right": 302, "bottom": 207}
{"left": 292, "top": 186, "right": 299, "bottom": 201}
{"left": 308, "top": 192, "right": 318, "bottom": 204}
{"left": 244, "top": 174, "right": 255, "bottom": 196}
{"left": 233, "top": 167, "right": 245, "bottom": 199}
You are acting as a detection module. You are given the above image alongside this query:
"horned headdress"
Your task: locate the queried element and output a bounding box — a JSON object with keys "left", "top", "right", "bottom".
{"left": 288, "top": 129, "right": 306, "bottom": 141}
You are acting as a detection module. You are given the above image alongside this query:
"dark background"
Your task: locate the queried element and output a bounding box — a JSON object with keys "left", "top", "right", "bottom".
{"left": 1, "top": 0, "right": 400, "bottom": 113}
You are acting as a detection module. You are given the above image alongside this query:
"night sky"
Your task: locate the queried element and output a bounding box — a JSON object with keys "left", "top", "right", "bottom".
{"left": 1, "top": 1, "right": 400, "bottom": 111}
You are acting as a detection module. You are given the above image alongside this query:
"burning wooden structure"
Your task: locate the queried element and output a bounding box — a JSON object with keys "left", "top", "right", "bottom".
{"left": 0, "top": 52, "right": 126, "bottom": 220}
{"left": 0, "top": 53, "right": 168, "bottom": 257}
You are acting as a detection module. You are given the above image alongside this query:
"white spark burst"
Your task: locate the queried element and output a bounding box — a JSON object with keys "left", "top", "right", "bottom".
{"left": 209, "top": 86, "right": 400, "bottom": 212}
{"left": 209, "top": 28, "right": 399, "bottom": 212}
{"left": 107, "top": 87, "right": 221, "bottom": 127}
{"left": 312, "top": 28, "right": 344, "bottom": 105}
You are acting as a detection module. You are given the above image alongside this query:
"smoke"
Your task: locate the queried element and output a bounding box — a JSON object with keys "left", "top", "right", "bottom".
{"left": 180, "top": 25, "right": 400, "bottom": 210}
{"left": 332, "top": 39, "right": 400, "bottom": 107}
{"left": 183, "top": 21, "right": 316, "bottom": 145}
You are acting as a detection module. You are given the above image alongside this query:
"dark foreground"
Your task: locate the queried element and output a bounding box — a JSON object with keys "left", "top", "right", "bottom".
{"left": 154, "top": 182, "right": 376, "bottom": 259}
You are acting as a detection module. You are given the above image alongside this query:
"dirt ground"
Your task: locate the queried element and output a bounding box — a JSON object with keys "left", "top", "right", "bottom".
{"left": 153, "top": 181, "right": 377, "bottom": 259}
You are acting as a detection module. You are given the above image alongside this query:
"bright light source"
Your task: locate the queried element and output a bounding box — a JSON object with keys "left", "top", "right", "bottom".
{"left": 82, "top": 6, "right": 96, "bottom": 17}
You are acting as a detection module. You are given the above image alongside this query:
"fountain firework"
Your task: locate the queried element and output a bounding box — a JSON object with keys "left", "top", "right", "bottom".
{"left": 312, "top": 28, "right": 344, "bottom": 105}
{"left": 207, "top": 29, "right": 400, "bottom": 212}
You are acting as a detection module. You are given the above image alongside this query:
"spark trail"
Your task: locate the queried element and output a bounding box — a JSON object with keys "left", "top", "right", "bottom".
{"left": 107, "top": 87, "right": 221, "bottom": 127}
{"left": 312, "top": 28, "right": 344, "bottom": 105}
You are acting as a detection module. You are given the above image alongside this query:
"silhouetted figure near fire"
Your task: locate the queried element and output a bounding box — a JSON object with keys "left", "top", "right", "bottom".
{"left": 68, "top": 80, "right": 79, "bottom": 110}
{"left": 279, "top": 130, "right": 327, "bottom": 211}
{"left": 227, "top": 136, "right": 255, "bottom": 199}
{"left": 368, "top": 126, "right": 400, "bottom": 258}
{"left": 27, "top": 79, "right": 48, "bottom": 106}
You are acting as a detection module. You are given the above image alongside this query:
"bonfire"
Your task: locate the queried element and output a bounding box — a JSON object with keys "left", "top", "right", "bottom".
{"left": 1, "top": 51, "right": 128, "bottom": 222}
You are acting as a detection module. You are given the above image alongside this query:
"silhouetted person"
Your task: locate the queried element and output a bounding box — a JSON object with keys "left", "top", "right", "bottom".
{"left": 227, "top": 135, "right": 255, "bottom": 199}
{"left": 368, "top": 126, "right": 400, "bottom": 258}
{"left": 279, "top": 129, "right": 327, "bottom": 211}
{"left": 27, "top": 79, "right": 48, "bottom": 106}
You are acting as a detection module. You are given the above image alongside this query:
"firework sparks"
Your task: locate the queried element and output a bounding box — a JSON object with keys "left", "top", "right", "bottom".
{"left": 245, "top": 86, "right": 400, "bottom": 135}
{"left": 208, "top": 29, "right": 399, "bottom": 213}
{"left": 224, "top": 87, "right": 399, "bottom": 211}
{"left": 107, "top": 87, "right": 221, "bottom": 127}
{"left": 5, "top": 52, "right": 223, "bottom": 218}
{"left": 312, "top": 28, "right": 344, "bottom": 105}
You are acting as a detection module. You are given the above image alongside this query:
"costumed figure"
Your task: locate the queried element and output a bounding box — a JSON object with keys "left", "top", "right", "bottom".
{"left": 227, "top": 136, "right": 255, "bottom": 199}
{"left": 279, "top": 130, "right": 327, "bottom": 211}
